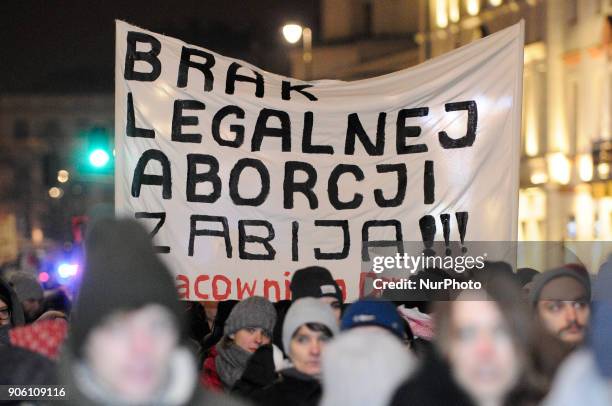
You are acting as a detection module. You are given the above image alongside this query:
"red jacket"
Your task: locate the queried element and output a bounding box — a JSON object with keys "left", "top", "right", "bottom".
{"left": 9, "top": 319, "right": 68, "bottom": 360}
{"left": 200, "top": 346, "right": 223, "bottom": 392}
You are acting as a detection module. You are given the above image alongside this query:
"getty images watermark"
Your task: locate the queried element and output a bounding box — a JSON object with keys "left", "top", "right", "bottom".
{"left": 370, "top": 252, "right": 488, "bottom": 291}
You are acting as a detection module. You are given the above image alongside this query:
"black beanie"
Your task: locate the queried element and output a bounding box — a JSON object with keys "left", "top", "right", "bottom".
{"left": 69, "top": 219, "right": 185, "bottom": 357}
{"left": 290, "top": 266, "right": 343, "bottom": 304}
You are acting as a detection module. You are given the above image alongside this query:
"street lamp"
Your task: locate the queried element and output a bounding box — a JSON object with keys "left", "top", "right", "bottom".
{"left": 282, "top": 23, "right": 312, "bottom": 80}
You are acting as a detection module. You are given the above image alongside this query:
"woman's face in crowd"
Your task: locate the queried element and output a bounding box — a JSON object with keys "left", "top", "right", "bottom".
{"left": 233, "top": 327, "right": 271, "bottom": 353}
{"left": 84, "top": 304, "right": 179, "bottom": 403}
{"left": 289, "top": 325, "right": 331, "bottom": 376}
{"left": 536, "top": 276, "right": 590, "bottom": 345}
{"left": 0, "top": 298, "right": 10, "bottom": 326}
{"left": 447, "top": 301, "right": 520, "bottom": 406}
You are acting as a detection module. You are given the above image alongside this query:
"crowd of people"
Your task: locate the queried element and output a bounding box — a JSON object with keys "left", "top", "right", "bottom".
{"left": 0, "top": 218, "right": 611, "bottom": 405}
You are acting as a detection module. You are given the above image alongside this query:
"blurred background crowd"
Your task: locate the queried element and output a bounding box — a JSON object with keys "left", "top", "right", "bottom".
{"left": 0, "top": 218, "right": 611, "bottom": 405}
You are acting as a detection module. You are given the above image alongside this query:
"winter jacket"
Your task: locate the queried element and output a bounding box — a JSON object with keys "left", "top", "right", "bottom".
{"left": 9, "top": 318, "right": 68, "bottom": 359}
{"left": 250, "top": 368, "right": 321, "bottom": 406}
{"left": 391, "top": 347, "right": 541, "bottom": 406}
{"left": 201, "top": 346, "right": 224, "bottom": 392}
{"left": 0, "top": 345, "right": 58, "bottom": 386}
{"left": 390, "top": 349, "right": 474, "bottom": 406}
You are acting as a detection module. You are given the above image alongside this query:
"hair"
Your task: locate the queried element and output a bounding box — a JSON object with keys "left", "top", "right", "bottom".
{"left": 220, "top": 335, "right": 235, "bottom": 350}
{"left": 222, "top": 326, "right": 271, "bottom": 350}
{"left": 434, "top": 269, "right": 546, "bottom": 403}
{"left": 0, "top": 293, "right": 9, "bottom": 307}
{"left": 436, "top": 271, "right": 530, "bottom": 350}
{"left": 292, "top": 322, "right": 334, "bottom": 340}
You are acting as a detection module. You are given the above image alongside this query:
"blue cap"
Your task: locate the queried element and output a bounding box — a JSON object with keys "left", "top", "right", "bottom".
{"left": 341, "top": 299, "right": 405, "bottom": 340}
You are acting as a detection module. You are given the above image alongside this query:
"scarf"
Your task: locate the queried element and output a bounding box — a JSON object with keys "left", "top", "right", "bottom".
{"left": 69, "top": 347, "right": 196, "bottom": 405}
{"left": 215, "top": 340, "right": 252, "bottom": 389}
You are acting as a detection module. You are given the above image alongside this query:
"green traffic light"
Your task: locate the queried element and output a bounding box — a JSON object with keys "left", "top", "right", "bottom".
{"left": 89, "top": 148, "right": 110, "bottom": 168}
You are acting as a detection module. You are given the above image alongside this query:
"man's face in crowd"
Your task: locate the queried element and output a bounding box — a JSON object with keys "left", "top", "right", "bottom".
{"left": 22, "top": 298, "right": 42, "bottom": 322}
{"left": 537, "top": 276, "right": 590, "bottom": 345}
{"left": 0, "top": 298, "right": 10, "bottom": 327}
{"left": 84, "top": 304, "right": 179, "bottom": 403}
{"left": 319, "top": 296, "right": 341, "bottom": 322}
{"left": 447, "top": 301, "right": 520, "bottom": 406}
{"left": 232, "top": 327, "right": 271, "bottom": 353}
{"left": 289, "top": 325, "right": 331, "bottom": 376}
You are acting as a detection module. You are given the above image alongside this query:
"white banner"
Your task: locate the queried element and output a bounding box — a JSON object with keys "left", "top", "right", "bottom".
{"left": 115, "top": 20, "right": 524, "bottom": 301}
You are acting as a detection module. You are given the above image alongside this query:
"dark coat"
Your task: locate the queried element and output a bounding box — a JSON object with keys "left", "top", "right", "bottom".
{"left": 0, "top": 345, "right": 58, "bottom": 386}
{"left": 250, "top": 368, "right": 321, "bottom": 406}
{"left": 201, "top": 346, "right": 224, "bottom": 392}
{"left": 390, "top": 349, "right": 474, "bottom": 406}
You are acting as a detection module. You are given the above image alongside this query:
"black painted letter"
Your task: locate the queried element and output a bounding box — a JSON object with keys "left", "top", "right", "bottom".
{"left": 212, "top": 106, "right": 245, "bottom": 148}
{"left": 226, "top": 62, "right": 264, "bottom": 98}
{"left": 186, "top": 154, "right": 221, "bottom": 203}
{"left": 238, "top": 220, "right": 276, "bottom": 260}
{"left": 396, "top": 108, "right": 428, "bottom": 154}
{"left": 177, "top": 47, "right": 215, "bottom": 91}
{"left": 314, "top": 220, "right": 350, "bottom": 260}
{"left": 328, "top": 164, "right": 364, "bottom": 210}
{"left": 438, "top": 101, "right": 478, "bottom": 149}
{"left": 124, "top": 31, "right": 162, "bottom": 81}
{"left": 229, "top": 158, "right": 270, "bottom": 206}
{"left": 171, "top": 100, "right": 205, "bottom": 143}
{"left": 345, "top": 113, "right": 386, "bottom": 156}
{"left": 127, "top": 93, "right": 155, "bottom": 138}
{"left": 252, "top": 109, "right": 291, "bottom": 152}
{"left": 374, "top": 164, "right": 407, "bottom": 207}
{"left": 131, "top": 149, "right": 172, "bottom": 199}
{"left": 189, "top": 215, "right": 232, "bottom": 257}
{"left": 283, "top": 161, "right": 318, "bottom": 209}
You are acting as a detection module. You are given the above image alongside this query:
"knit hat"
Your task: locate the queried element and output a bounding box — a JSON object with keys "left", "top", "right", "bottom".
{"left": 70, "top": 219, "right": 185, "bottom": 357}
{"left": 290, "top": 266, "right": 343, "bottom": 304}
{"left": 320, "top": 329, "right": 416, "bottom": 406}
{"left": 282, "top": 297, "right": 339, "bottom": 354}
{"left": 341, "top": 299, "right": 405, "bottom": 340}
{"left": 529, "top": 266, "right": 591, "bottom": 306}
{"left": 224, "top": 296, "right": 276, "bottom": 337}
{"left": 9, "top": 273, "right": 43, "bottom": 301}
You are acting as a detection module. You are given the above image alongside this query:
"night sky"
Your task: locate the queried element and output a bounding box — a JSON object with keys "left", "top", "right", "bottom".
{"left": 0, "top": 1, "right": 318, "bottom": 93}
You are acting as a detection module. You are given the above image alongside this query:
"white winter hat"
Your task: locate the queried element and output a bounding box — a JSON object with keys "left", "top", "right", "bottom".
{"left": 320, "top": 329, "right": 417, "bottom": 406}
{"left": 282, "top": 297, "right": 339, "bottom": 354}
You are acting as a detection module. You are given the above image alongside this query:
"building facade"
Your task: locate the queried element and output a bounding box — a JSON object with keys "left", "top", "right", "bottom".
{"left": 290, "top": 0, "right": 611, "bottom": 242}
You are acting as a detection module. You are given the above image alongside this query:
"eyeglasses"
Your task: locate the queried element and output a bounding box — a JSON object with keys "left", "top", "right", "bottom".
{"left": 0, "top": 307, "right": 10, "bottom": 320}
